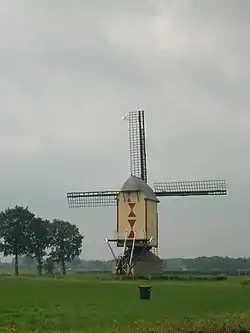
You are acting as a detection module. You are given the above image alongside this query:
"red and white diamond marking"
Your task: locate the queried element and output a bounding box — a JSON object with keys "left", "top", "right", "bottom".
{"left": 128, "top": 203, "right": 136, "bottom": 238}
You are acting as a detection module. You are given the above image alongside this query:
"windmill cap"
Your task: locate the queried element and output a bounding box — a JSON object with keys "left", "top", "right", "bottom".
{"left": 120, "top": 175, "right": 159, "bottom": 202}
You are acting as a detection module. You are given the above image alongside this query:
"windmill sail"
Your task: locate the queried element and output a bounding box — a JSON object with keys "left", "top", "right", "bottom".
{"left": 128, "top": 110, "right": 147, "bottom": 183}
{"left": 154, "top": 180, "right": 227, "bottom": 197}
{"left": 67, "top": 190, "right": 118, "bottom": 208}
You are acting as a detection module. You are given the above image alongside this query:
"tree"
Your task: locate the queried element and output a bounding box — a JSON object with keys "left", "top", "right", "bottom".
{"left": 0, "top": 206, "right": 35, "bottom": 276}
{"left": 25, "top": 217, "right": 51, "bottom": 276}
{"left": 49, "top": 219, "right": 83, "bottom": 276}
{"left": 0, "top": 239, "right": 4, "bottom": 253}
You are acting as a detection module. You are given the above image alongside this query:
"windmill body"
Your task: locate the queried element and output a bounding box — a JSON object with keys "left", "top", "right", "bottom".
{"left": 117, "top": 175, "right": 159, "bottom": 248}
{"left": 67, "top": 110, "right": 227, "bottom": 276}
{"left": 113, "top": 175, "right": 163, "bottom": 276}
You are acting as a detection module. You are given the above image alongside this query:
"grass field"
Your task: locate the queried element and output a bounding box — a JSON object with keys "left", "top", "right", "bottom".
{"left": 0, "top": 275, "right": 249, "bottom": 332}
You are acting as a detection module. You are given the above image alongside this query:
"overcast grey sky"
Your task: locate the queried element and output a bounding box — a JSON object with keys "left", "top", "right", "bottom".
{"left": 0, "top": 0, "right": 249, "bottom": 260}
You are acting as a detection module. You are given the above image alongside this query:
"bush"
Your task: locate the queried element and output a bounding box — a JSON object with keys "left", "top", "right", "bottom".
{"left": 240, "top": 278, "right": 250, "bottom": 286}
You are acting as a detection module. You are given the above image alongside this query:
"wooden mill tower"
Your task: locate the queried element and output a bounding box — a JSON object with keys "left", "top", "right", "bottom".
{"left": 67, "top": 110, "right": 227, "bottom": 276}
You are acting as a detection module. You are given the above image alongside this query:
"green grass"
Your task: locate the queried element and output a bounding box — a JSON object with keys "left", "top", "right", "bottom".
{"left": 0, "top": 276, "right": 249, "bottom": 332}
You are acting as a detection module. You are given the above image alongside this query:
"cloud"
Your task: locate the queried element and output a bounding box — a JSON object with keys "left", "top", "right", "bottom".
{"left": 0, "top": 0, "right": 249, "bottom": 259}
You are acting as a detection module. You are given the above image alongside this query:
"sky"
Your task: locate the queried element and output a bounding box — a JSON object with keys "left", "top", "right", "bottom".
{"left": 0, "top": 0, "right": 249, "bottom": 260}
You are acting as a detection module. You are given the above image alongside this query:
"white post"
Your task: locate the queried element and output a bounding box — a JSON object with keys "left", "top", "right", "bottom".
{"left": 104, "top": 237, "right": 117, "bottom": 260}
{"left": 129, "top": 231, "right": 136, "bottom": 267}
{"left": 122, "top": 229, "right": 128, "bottom": 257}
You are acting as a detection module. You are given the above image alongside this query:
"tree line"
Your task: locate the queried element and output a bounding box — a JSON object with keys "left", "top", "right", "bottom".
{"left": 3, "top": 255, "right": 249, "bottom": 275}
{"left": 181, "top": 256, "right": 250, "bottom": 272}
{"left": 0, "top": 205, "right": 83, "bottom": 276}
{"left": 164, "top": 256, "right": 250, "bottom": 273}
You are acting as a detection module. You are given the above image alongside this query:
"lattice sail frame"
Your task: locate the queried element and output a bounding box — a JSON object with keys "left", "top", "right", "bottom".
{"left": 67, "top": 191, "right": 118, "bottom": 208}
{"left": 154, "top": 180, "right": 227, "bottom": 197}
{"left": 128, "top": 110, "right": 147, "bottom": 183}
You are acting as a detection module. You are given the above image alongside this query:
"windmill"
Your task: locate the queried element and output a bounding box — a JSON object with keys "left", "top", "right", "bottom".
{"left": 67, "top": 110, "right": 227, "bottom": 276}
